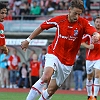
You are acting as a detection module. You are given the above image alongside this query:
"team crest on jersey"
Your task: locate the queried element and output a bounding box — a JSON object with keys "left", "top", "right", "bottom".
{"left": 74, "top": 29, "right": 78, "bottom": 36}
{"left": 0, "top": 30, "right": 4, "bottom": 34}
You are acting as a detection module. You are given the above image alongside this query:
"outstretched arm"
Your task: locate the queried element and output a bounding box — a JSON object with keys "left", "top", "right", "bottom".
{"left": 21, "top": 26, "right": 43, "bottom": 51}
{"left": 81, "top": 42, "right": 94, "bottom": 49}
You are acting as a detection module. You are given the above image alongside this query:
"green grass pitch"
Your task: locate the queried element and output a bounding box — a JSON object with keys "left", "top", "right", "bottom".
{"left": 0, "top": 92, "right": 100, "bottom": 100}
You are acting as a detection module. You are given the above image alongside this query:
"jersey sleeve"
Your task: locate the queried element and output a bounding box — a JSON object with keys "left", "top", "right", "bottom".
{"left": 82, "top": 34, "right": 89, "bottom": 43}
{"left": 40, "top": 16, "right": 62, "bottom": 30}
{"left": 0, "top": 23, "right": 5, "bottom": 46}
{"left": 83, "top": 19, "right": 96, "bottom": 35}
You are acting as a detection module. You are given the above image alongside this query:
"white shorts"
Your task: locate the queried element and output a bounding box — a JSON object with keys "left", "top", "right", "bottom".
{"left": 44, "top": 54, "right": 73, "bottom": 87}
{"left": 86, "top": 60, "right": 100, "bottom": 74}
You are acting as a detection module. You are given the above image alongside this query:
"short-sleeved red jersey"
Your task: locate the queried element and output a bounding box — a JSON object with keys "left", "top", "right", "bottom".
{"left": 82, "top": 32, "right": 100, "bottom": 60}
{"left": 0, "top": 23, "right": 5, "bottom": 46}
{"left": 30, "top": 61, "right": 40, "bottom": 77}
{"left": 40, "top": 15, "right": 96, "bottom": 65}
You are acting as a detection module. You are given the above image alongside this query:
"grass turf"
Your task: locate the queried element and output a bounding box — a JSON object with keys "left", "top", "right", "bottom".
{"left": 0, "top": 92, "right": 100, "bottom": 100}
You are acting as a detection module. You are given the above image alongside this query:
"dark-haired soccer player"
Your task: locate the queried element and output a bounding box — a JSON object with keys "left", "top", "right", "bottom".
{"left": 0, "top": 2, "right": 8, "bottom": 54}
{"left": 21, "top": 0, "right": 100, "bottom": 100}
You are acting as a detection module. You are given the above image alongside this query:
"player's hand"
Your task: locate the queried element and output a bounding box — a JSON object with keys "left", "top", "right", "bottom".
{"left": 21, "top": 40, "right": 29, "bottom": 51}
{"left": 0, "top": 45, "right": 8, "bottom": 54}
{"left": 88, "top": 44, "right": 94, "bottom": 49}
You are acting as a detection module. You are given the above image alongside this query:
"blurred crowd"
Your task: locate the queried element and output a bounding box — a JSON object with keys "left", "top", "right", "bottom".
{"left": 4, "top": 0, "right": 71, "bottom": 20}
{"left": 0, "top": 47, "right": 47, "bottom": 89}
{"left": 4, "top": 0, "right": 98, "bottom": 21}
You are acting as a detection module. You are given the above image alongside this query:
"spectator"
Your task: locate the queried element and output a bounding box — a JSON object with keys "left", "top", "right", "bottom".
{"left": 83, "top": 0, "right": 90, "bottom": 11}
{"left": 83, "top": 10, "right": 93, "bottom": 21}
{"left": 29, "top": 54, "right": 40, "bottom": 87}
{"left": 40, "top": 0, "right": 49, "bottom": 15}
{"left": 17, "top": 62, "right": 29, "bottom": 88}
{"left": 57, "top": 1, "right": 65, "bottom": 10}
{"left": 28, "top": 50, "right": 35, "bottom": 62}
{"left": 47, "top": 1, "right": 55, "bottom": 15}
{"left": 5, "top": 9, "right": 13, "bottom": 20}
{"left": 8, "top": 49, "right": 21, "bottom": 88}
{"left": 8, "top": 0, "right": 15, "bottom": 9}
{"left": 20, "top": 1, "right": 30, "bottom": 20}
{"left": 13, "top": 0, "right": 22, "bottom": 20}
{"left": 73, "top": 49, "right": 85, "bottom": 91}
{"left": 0, "top": 48, "right": 9, "bottom": 88}
{"left": 30, "top": 1, "right": 41, "bottom": 20}
{"left": 38, "top": 48, "right": 47, "bottom": 77}
{"left": 38, "top": 48, "right": 46, "bottom": 68}
{"left": 64, "top": 1, "right": 69, "bottom": 10}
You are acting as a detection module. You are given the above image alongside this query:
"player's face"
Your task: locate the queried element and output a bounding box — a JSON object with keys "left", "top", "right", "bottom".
{"left": 94, "top": 18, "right": 100, "bottom": 30}
{"left": 0, "top": 8, "right": 7, "bottom": 22}
{"left": 68, "top": 7, "right": 82, "bottom": 22}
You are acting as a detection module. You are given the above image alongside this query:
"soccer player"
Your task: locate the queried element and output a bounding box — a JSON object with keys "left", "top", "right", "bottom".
{"left": 81, "top": 16, "right": 100, "bottom": 100}
{"left": 21, "top": 0, "right": 100, "bottom": 100}
{"left": 0, "top": 2, "right": 8, "bottom": 54}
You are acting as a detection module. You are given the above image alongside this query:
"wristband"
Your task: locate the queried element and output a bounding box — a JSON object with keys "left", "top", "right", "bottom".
{"left": 26, "top": 38, "right": 31, "bottom": 43}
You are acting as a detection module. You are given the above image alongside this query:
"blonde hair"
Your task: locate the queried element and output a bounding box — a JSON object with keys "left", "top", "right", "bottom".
{"left": 70, "top": 0, "right": 84, "bottom": 12}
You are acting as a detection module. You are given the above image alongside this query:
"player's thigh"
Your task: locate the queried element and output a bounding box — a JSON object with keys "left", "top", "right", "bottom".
{"left": 94, "top": 60, "right": 100, "bottom": 78}
{"left": 86, "top": 60, "right": 95, "bottom": 74}
{"left": 42, "top": 54, "right": 58, "bottom": 81}
{"left": 41, "top": 67, "right": 54, "bottom": 81}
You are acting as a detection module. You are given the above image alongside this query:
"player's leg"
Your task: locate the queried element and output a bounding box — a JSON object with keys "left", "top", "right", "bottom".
{"left": 39, "top": 65, "right": 73, "bottom": 100}
{"left": 26, "top": 67, "right": 54, "bottom": 100}
{"left": 93, "top": 60, "right": 100, "bottom": 100}
{"left": 93, "top": 69, "right": 100, "bottom": 100}
{"left": 86, "top": 73, "right": 94, "bottom": 100}
{"left": 38, "top": 79, "right": 58, "bottom": 100}
{"left": 86, "top": 60, "right": 94, "bottom": 100}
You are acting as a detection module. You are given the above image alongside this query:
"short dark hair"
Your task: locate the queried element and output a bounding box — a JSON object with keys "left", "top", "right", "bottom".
{"left": 94, "top": 16, "right": 100, "bottom": 22}
{"left": 0, "top": 2, "right": 7, "bottom": 10}
{"left": 70, "top": 0, "right": 84, "bottom": 11}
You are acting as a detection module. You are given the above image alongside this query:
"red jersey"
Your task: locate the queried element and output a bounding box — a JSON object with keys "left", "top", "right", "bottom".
{"left": 40, "top": 15, "right": 96, "bottom": 65}
{"left": 8, "top": 55, "right": 21, "bottom": 70}
{"left": 0, "top": 23, "right": 5, "bottom": 46}
{"left": 82, "top": 32, "right": 100, "bottom": 60}
{"left": 30, "top": 61, "right": 40, "bottom": 77}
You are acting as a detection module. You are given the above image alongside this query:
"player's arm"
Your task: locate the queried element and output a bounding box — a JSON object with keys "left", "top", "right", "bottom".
{"left": 81, "top": 42, "right": 94, "bottom": 49}
{"left": 21, "top": 26, "right": 43, "bottom": 51}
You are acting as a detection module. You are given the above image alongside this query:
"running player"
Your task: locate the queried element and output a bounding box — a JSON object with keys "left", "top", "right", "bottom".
{"left": 21, "top": 0, "right": 100, "bottom": 100}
